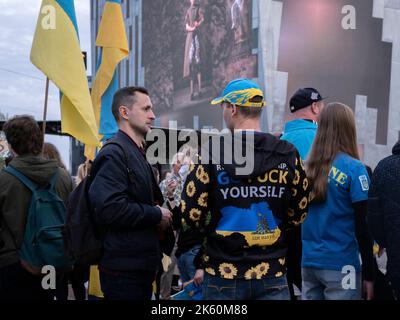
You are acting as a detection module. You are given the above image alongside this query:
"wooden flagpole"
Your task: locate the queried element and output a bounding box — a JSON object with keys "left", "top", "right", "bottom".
{"left": 42, "top": 77, "right": 50, "bottom": 152}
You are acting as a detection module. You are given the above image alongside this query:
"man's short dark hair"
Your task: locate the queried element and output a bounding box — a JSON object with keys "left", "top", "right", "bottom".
{"left": 112, "top": 86, "right": 149, "bottom": 122}
{"left": 236, "top": 95, "right": 264, "bottom": 119}
{"left": 3, "top": 115, "right": 43, "bottom": 156}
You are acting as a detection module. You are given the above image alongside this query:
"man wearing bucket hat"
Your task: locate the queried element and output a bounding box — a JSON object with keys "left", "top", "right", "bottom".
{"left": 180, "top": 78, "right": 310, "bottom": 300}
{"left": 280, "top": 87, "right": 326, "bottom": 300}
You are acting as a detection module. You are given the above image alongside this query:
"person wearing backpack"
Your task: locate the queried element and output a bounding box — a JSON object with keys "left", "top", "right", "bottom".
{"left": 0, "top": 115, "right": 73, "bottom": 300}
{"left": 88, "top": 87, "right": 173, "bottom": 300}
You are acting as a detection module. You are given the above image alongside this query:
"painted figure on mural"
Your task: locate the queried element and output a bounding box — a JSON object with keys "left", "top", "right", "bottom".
{"left": 183, "top": 0, "right": 205, "bottom": 100}
{"left": 231, "top": 0, "right": 246, "bottom": 43}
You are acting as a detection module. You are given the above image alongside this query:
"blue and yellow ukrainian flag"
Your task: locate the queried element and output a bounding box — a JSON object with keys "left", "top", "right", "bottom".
{"left": 217, "top": 202, "right": 281, "bottom": 246}
{"left": 30, "top": 0, "right": 99, "bottom": 149}
{"left": 85, "top": 0, "right": 129, "bottom": 159}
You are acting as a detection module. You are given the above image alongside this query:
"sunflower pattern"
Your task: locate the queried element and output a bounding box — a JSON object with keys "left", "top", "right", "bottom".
{"left": 299, "top": 197, "right": 308, "bottom": 210}
{"left": 293, "top": 170, "right": 300, "bottom": 185}
{"left": 303, "top": 178, "right": 309, "bottom": 191}
{"left": 300, "top": 158, "right": 305, "bottom": 171}
{"left": 219, "top": 263, "right": 238, "bottom": 279}
{"left": 197, "top": 192, "right": 208, "bottom": 207}
{"left": 180, "top": 199, "right": 186, "bottom": 213}
{"left": 196, "top": 165, "right": 210, "bottom": 184}
{"left": 288, "top": 154, "right": 311, "bottom": 227}
{"left": 210, "top": 259, "right": 286, "bottom": 280}
{"left": 186, "top": 181, "right": 196, "bottom": 197}
{"left": 188, "top": 163, "right": 196, "bottom": 174}
{"left": 196, "top": 165, "right": 205, "bottom": 179}
{"left": 181, "top": 163, "right": 212, "bottom": 232}
{"left": 244, "top": 267, "right": 260, "bottom": 280}
{"left": 256, "top": 262, "right": 270, "bottom": 277}
{"left": 205, "top": 267, "right": 216, "bottom": 276}
{"left": 189, "top": 208, "right": 202, "bottom": 222}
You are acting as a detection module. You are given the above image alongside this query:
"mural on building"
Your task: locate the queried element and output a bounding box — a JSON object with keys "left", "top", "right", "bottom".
{"left": 142, "top": 0, "right": 258, "bottom": 129}
{"left": 259, "top": 0, "right": 400, "bottom": 168}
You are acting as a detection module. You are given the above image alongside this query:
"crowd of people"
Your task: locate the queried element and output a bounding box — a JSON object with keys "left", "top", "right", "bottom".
{"left": 0, "top": 78, "right": 399, "bottom": 301}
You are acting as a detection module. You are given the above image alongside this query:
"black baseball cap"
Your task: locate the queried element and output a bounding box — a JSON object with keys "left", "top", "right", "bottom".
{"left": 289, "top": 88, "right": 327, "bottom": 113}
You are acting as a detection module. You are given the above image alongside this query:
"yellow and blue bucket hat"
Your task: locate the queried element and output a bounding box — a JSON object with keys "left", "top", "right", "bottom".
{"left": 211, "top": 78, "right": 266, "bottom": 108}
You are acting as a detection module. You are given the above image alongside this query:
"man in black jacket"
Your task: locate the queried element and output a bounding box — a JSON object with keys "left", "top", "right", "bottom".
{"left": 368, "top": 140, "right": 400, "bottom": 300}
{"left": 88, "top": 87, "right": 173, "bottom": 300}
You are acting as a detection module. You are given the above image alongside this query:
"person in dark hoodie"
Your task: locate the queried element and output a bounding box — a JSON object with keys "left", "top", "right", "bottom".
{"left": 181, "top": 78, "right": 311, "bottom": 300}
{"left": 368, "top": 140, "right": 400, "bottom": 299}
{"left": 0, "top": 115, "right": 73, "bottom": 300}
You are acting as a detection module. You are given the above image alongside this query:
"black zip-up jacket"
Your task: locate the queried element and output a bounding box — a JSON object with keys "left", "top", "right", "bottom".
{"left": 88, "top": 130, "right": 163, "bottom": 272}
{"left": 368, "top": 141, "right": 400, "bottom": 294}
{"left": 181, "top": 131, "right": 311, "bottom": 280}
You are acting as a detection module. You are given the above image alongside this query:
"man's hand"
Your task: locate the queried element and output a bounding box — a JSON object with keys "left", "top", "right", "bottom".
{"left": 194, "top": 269, "right": 204, "bottom": 286}
{"left": 363, "top": 280, "right": 374, "bottom": 300}
{"left": 157, "top": 206, "right": 173, "bottom": 230}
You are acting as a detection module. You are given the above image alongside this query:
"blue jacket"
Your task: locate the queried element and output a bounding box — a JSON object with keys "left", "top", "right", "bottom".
{"left": 281, "top": 119, "right": 317, "bottom": 160}
{"left": 88, "top": 130, "right": 163, "bottom": 272}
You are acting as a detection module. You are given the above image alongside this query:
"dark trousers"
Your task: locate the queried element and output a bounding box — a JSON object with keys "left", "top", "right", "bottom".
{"left": 0, "top": 262, "right": 54, "bottom": 301}
{"left": 100, "top": 268, "right": 155, "bottom": 300}
{"left": 55, "top": 264, "right": 89, "bottom": 301}
{"left": 286, "top": 226, "right": 302, "bottom": 300}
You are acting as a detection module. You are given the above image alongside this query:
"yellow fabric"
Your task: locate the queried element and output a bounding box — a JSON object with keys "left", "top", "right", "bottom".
{"left": 211, "top": 88, "right": 266, "bottom": 107}
{"left": 30, "top": 0, "right": 100, "bottom": 148}
{"left": 84, "top": 1, "right": 129, "bottom": 160}
{"left": 373, "top": 243, "right": 380, "bottom": 255}
{"left": 152, "top": 280, "right": 157, "bottom": 294}
{"left": 84, "top": 145, "right": 97, "bottom": 162}
{"left": 88, "top": 265, "right": 104, "bottom": 298}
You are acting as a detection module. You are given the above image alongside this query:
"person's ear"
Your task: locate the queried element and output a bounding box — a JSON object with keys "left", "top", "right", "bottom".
{"left": 311, "top": 102, "right": 319, "bottom": 115}
{"left": 119, "top": 105, "right": 129, "bottom": 120}
{"left": 231, "top": 104, "right": 238, "bottom": 116}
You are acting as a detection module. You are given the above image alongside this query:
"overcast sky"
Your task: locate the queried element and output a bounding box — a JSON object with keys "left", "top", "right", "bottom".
{"left": 0, "top": 0, "right": 92, "bottom": 171}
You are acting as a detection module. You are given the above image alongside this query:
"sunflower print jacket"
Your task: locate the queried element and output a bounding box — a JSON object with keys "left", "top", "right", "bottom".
{"left": 181, "top": 132, "right": 311, "bottom": 280}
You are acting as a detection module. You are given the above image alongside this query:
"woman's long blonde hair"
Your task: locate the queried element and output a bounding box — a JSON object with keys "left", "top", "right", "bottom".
{"left": 307, "top": 102, "right": 359, "bottom": 202}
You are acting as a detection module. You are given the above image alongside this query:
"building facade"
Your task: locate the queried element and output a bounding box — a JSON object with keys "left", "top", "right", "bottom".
{"left": 90, "top": 0, "right": 400, "bottom": 168}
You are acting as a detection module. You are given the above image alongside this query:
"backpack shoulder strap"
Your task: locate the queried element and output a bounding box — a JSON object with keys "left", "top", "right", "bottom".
{"left": 104, "top": 141, "right": 130, "bottom": 167}
{"left": 49, "top": 169, "right": 60, "bottom": 191}
{"left": 4, "top": 166, "right": 37, "bottom": 192}
{"left": 103, "top": 140, "right": 135, "bottom": 184}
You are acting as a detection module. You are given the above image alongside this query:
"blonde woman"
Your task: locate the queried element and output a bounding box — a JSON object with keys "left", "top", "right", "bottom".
{"left": 302, "top": 103, "right": 374, "bottom": 300}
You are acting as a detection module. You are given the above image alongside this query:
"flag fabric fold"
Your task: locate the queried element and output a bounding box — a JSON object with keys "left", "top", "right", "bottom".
{"left": 30, "top": 0, "right": 99, "bottom": 149}
{"left": 86, "top": 0, "right": 129, "bottom": 159}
